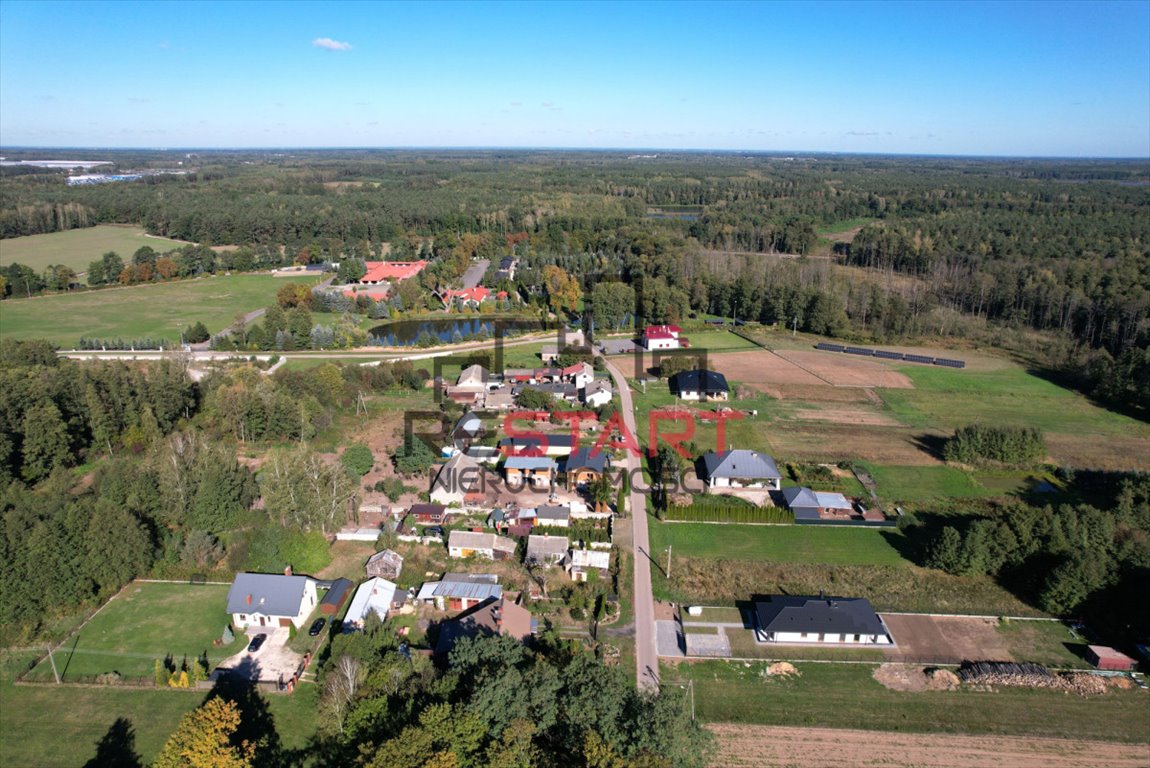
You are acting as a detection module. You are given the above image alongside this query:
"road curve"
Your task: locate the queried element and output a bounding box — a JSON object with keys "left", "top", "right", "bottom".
{"left": 602, "top": 358, "right": 660, "bottom": 693}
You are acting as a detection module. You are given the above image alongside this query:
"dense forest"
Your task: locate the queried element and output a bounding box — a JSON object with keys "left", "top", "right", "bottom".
{"left": 4, "top": 151, "right": 1146, "bottom": 379}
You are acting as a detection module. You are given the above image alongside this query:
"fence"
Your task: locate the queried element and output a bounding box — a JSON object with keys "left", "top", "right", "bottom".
{"left": 664, "top": 500, "right": 794, "bottom": 524}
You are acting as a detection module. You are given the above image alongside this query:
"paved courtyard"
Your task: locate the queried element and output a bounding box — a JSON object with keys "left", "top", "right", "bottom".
{"left": 212, "top": 627, "right": 304, "bottom": 684}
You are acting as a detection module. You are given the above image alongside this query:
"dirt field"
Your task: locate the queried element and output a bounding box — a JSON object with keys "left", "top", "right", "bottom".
{"left": 710, "top": 350, "right": 827, "bottom": 387}
{"left": 792, "top": 407, "right": 902, "bottom": 426}
{"left": 767, "top": 424, "right": 944, "bottom": 465}
{"left": 883, "top": 615, "right": 1012, "bottom": 663}
{"left": 779, "top": 350, "right": 915, "bottom": 388}
{"left": 706, "top": 724, "right": 1150, "bottom": 768}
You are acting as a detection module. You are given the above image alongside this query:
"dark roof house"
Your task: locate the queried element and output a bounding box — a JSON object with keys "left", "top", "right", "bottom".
{"left": 754, "top": 595, "right": 892, "bottom": 644}
{"left": 671, "top": 369, "right": 729, "bottom": 398}
{"left": 699, "top": 449, "right": 781, "bottom": 489}
{"left": 434, "top": 596, "right": 536, "bottom": 656}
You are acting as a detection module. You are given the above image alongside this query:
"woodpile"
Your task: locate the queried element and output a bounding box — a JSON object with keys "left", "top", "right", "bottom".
{"left": 958, "top": 661, "right": 1057, "bottom": 688}
{"left": 958, "top": 661, "right": 1109, "bottom": 696}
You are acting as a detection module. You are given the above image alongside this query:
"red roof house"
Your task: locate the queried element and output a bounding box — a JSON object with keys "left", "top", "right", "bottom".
{"left": 361, "top": 260, "right": 428, "bottom": 284}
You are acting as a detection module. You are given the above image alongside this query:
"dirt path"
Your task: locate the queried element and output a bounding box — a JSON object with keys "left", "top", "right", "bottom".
{"left": 706, "top": 724, "right": 1150, "bottom": 767}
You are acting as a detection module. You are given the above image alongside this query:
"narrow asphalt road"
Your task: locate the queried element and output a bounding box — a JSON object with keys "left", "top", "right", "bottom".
{"left": 603, "top": 358, "right": 660, "bottom": 693}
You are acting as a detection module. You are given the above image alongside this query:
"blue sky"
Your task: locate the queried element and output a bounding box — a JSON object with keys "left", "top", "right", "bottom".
{"left": 1, "top": 0, "right": 1147, "bottom": 156}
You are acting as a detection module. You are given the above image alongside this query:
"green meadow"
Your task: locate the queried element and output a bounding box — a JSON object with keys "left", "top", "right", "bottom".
{"left": 0, "top": 225, "right": 191, "bottom": 273}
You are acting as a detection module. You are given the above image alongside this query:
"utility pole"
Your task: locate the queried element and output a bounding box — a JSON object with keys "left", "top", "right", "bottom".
{"left": 666, "top": 544, "right": 672, "bottom": 579}
{"left": 689, "top": 678, "right": 696, "bottom": 721}
{"left": 792, "top": 316, "right": 798, "bottom": 337}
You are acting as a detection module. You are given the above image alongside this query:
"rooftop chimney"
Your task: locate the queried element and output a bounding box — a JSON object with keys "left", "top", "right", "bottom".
{"left": 284, "top": 565, "right": 293, "bottom": 576}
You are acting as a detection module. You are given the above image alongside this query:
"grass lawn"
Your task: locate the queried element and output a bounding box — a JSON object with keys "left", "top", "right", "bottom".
{"left": 997, "top": 620, "right": 1093, "bottom": 669}
{"left": 1, "top": 651, "right": 319, "bottom": 768}
{"left": 860, "top": 463, "right": 999, "bottom": 503}
{"left": 24, "top": 582, "right": 245, "bottom": 682}
{"left": 0, "top": 225, "right": 191, "bottom": 273}
{"left": 0, "top": 274, "right": 319, "bottom": 347}
{"left": 679, "top": 329, "right": 763, "bottom": 352}
{"left": 882, "top": 364, "right": 1148, "bottom": 440}
{"left": 648, "top": 519, "right": 908, "bottom": 566}
{"left": 663, "top": 660, "right": 1149, "bottom": 743}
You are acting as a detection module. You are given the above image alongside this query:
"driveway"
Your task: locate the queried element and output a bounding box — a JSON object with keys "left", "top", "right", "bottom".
{"left": 212, "top": 627, "right": 303, "bottom": 684}
{"left": 603, "top": 358, "right": 660, "bottom": 692}
{"left": 460, "top": 259, "right": 490, "bottom": 289}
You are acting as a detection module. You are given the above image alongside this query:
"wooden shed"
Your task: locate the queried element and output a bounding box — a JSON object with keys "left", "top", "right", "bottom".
{"left": 318, "top": 578, "right": 354, "bottom": 616}
{"left": 1086, "top": 645, "right": 1137, "bottom": 671}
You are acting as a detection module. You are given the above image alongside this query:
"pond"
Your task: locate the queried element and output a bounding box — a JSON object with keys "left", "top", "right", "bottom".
{"left": 367, "top": 316, "right": 548, "bottom": 347}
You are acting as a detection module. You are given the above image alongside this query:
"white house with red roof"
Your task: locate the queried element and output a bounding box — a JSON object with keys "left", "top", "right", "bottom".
{"left": 643, "top": 324, "right": 686, "bottom": 350}
{"left": 440, "top": 286, "right": 508, "bottom": 309}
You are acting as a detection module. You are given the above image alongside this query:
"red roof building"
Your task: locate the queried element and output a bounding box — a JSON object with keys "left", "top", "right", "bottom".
{"left": 1086, "top": 645, "right": 1137, "bottom": 671}
{"left": 442, "top": 286, "right": 492, "bottom": 306}
{"left": 361, "top": 260, "right": 428, "bottom": 284}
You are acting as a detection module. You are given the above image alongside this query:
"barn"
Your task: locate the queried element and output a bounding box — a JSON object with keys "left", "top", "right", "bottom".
{"left": 1086, "top": 645, "right": 1137, "bottom": 671}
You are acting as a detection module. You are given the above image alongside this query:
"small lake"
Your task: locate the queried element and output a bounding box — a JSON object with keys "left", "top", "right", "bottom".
{"left": 367, "top": 316, "right": 548, "bottom": 347}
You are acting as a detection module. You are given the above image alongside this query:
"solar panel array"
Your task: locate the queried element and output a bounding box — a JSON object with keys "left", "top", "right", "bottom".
{"left": 813, "top": 344, "right": 965, "bottom": 369}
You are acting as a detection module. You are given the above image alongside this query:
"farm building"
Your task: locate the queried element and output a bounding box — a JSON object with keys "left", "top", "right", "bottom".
{"left": 434, "top": 596, "right": 536, "bottom": 656}
{"left": 671, "top": 369, "right": 729, "bottom": 401}
{"left": 500, "top": 434, "right": 575, "bottom": 457}
{"left": 359, "top": 260, "right": 428, "bottom": 284}
{"left": 416, "top": 573, "right": 503, "bottom": 611}
{"left": 448, "top": 530, "right": 518, "bottom": 560}
{"left": 562, "top": 361, "right": 595, "bottom": 389}
{"left": 409, "top": 503, "right": 448, "bottom": 525}
{"left": 754, "top": 595, "right": 893, "bottom": 645}
{"left": 526, "top": 534, "right": 570, "bottom": 567}
{"left": 1086, "top": 645, "right": 1137, "bottom": 671}
{"left": 783, "top": 486, "right": 854, "bottom": 520}
{"left": 365, "top": 549, "right": 404, "bottom": 580}
{"left": 698, "top": 449, "right": 782, "bottom": 491}
{"left": 344, "top": 578, "right": 399, "bottom": 630}
{"left": 565, "top": 447, "right": 610, "bottom": 489}
{"left": 317, "top": 578, "right": 354, "bottom": 616}
{"left": 226, "top": 572, "right": 318, "bottom": 630}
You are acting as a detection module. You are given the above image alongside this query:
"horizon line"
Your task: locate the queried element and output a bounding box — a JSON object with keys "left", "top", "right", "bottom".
{"left": 2, "top": 145, "right": 1149, "bottom": 162}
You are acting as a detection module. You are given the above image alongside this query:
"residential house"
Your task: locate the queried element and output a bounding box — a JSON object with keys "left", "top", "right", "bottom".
{"left": 500, "top": 434, "right": 575, "bottom": 457}
{"left": 782, "top": 487, "right": 854, "bottom": 521}
{"left": 562, "top": 361, "right": 595, "bottom": 389}
{"left": 503, "top": 368, "right": 537, "bottom": 384}
{"left": 582, "top": 379, "right": 614, "bottom": 408}
{"left": 226, "top": 572, "right": 319, "bottom": 630}
{"left": 448, "top": 530, "right": 518, "bottom": 560}
{"left": 365, "top": 549, "right": 404, "bottom": 581}
{"left": 567, "top": 547, "right": 611, "bottom": 582}
{"left": 514, "top": 382, "right": 579, "bottom": 403}
{"left": 481, "top": 392, "right": 516, "bottom": 411}
{"left": 442, "top": 286, "right": 506, "bottom": 309}
{"left": 359, "top": 260, "right": 428, "bottom": 284}
{"left": 409, "top": 503, "right": 448, "bottom": 526}
{"left": 540, "top": 344, "right": 561, "bottom": 364}
{"left": 535, "top": 504, "right": 571, "bottom": 528}
{"left": 698, "top": 450, "right": 782, "bottom": 491}
{"left": 643, "top": 324, "right": 686, "bottom": 350}
{"left": 564, "top": 447, "right": 610, "bottom": 490}
{"left": 434, "top": 595, "right": 535, "bottom": 656}
{"left": 456, "top": 365, "right": 491, "bottom": 391}
{"left": 671, "top": 369, "right": 729, "bottom": 401}
{"left": 344, "top": 577, "right": 399, "bottom": 631}
{"left": 317, "top": 578, "right": 354, "bottom": 616}
{"left": 525, "top": 534, "right": 569, "bottom": 567}
{"left": 753, "top": 595, "right": 893, "bottom": 645}
{"left": 451, "top": 411, "right": 484, "bottom": 451}
{"left": 416, "top": 573, "right": 502, "bottom": 611}
{"left": 430, "top": 452, "right": 489, "bottom": 506}
{"left": 503, "top": 456, "right": 558, "bottom": 489}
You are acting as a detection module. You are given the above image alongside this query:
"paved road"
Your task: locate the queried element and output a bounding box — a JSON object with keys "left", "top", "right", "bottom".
{"left": 460, "top": 258, "right": 490, "bottom": 289}
{"left": 603, "top": 358, "right": 660, "bottom": 693}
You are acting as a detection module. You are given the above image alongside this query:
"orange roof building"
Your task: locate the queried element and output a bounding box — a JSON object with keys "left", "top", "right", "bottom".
{"left": 361, "top": 260, "right": 428, "bottom": 284}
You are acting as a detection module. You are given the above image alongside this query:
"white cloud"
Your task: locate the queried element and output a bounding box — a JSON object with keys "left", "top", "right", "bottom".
{"left": 313, "top": 37, "right": 352, "bottom": 52}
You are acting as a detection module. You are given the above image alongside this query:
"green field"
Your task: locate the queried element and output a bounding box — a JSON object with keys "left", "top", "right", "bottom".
{"left": 0, "top": 225, "right": 191, "bottom": 273}
{"left": 860, "top": 463, "right": 1001, "bottom": 503}
{"left": 0, "top": 274, "right": 317, "bottom": 346}
{"left": 1, "top": 651, "right": 319, "bottom": 768}
{"left": 648, "top": 519, "right": 907, "bottom": 566}
{"left": 883, "top": 364, "right": 1144, "bottom": 438}
{"left": 663, "top": 660, "right": 1149, "bottom": 743}
{"left": 24, "top": 582, "right": 245, "bottom": 682}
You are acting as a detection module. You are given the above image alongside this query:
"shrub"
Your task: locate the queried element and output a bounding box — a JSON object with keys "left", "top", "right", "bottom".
{"left": 342, "top": 443, "right": 374, "bottom": 477}
{"left": 944, "top": 424, "right": 1045, "bottom": 467}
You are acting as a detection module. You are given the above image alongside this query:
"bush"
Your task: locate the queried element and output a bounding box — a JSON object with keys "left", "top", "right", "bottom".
{"left": 663, "top": 495, "right": 794, "bottom": 524}
{"left": 342, "top": 443, "right": 374, "bottom": 477}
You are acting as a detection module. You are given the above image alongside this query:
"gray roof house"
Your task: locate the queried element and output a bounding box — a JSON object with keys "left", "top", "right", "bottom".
{"left": 535, "top": 504, "right": 571, "bottom": 528}
{"left": 783, "top": 487, "right": 854, "bottom": 520}
{"left": 226, "top": 572, "right": 319, "bottom": 630}
{"left": 754, "top": 595, "right": 893, "bottom": 645}
{"left": 698, "top": 450, "right": 782, "bottom": 491}
{"left": 416, "top": 576, "right": 503, "bottom": 608}
{"left": 525, "top": 534, "right": 570, "bottom": 566}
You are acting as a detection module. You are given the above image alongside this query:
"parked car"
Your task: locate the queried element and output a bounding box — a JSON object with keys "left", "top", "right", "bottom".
{"left": 308, "top": 617, "right": 327, "bottom": 637}
{"left": 422, "top": 525, "right": 445, "bottom": 538}
{"left": 247, "top": 634, "right": 267, "bottom": 653}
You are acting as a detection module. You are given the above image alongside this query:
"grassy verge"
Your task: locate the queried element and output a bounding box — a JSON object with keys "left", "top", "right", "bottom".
{"left": 997, "top": 620, "right": 1093, "bottom": 669}
{"left": 860, "top": 463, "right": 999, "bottom": 503}
{"left": 648, "top": 518, "right": 907, "bottom": 566}
{"left": 662, "top": 660, "right": 1150, "bottom": 743}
